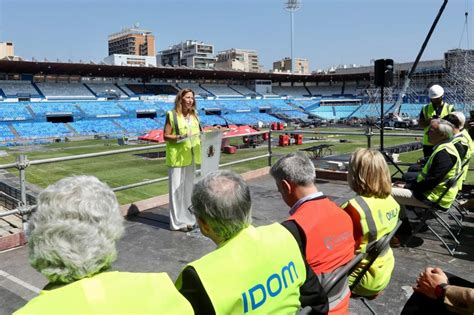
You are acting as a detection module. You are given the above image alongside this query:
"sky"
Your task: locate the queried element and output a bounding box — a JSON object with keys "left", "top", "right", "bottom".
{"left": 0, "top": 0, "right": 472, "bottom": 71}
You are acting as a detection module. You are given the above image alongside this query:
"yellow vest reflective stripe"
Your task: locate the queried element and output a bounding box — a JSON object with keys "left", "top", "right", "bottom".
{"left": 345, "top": 195, "right": 400, "bottom": 296}
{"left": 416, "top": 141, "right": 461, "bottom": 208}
{"left": 176, "top": 224, "right": 306, "bottom": 314}
{"left": 460, "top": 129, "right": 473, "bottom": 183}
{"left": 452, "top": 133, "right": 472, "bottom": 186}
{"left": 461, "top": 128, "right": 473, "bottom": 151}
{"left": 422, "top": 102, "right": 454, "bottom": 145}
{"left": 14, "top": 272, "right": 194, "bottom": 314}
{"left": 166, "top": 110, "right": 202, "bottom": 167}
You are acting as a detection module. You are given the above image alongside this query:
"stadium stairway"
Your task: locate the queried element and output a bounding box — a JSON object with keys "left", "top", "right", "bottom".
{"left": 113, "top": 120, "right": 128, "bottom": 133}
{"left": 31, "top": 82, "right": 45, "bottom": 99}
{"left": 115, "top": 84, "right": 130, "bottom": 97}
{"left": 75, "top": 104, "right": 87, "bottom": 116}
{"left": 83, "top": 84, "right": 98, "bottom": 97}
{"left": 8, "top": 125, "right": 19, "bottom": 138}
{"left": 227, "top": 85, "right": 245, "bottom": 96}
{"left": 64, "top": 123, "right": 77, "bottom": 134}
{"left": 25, "top": 106, "right": 36, "bottom": 119}
{"left": 198, "top": 84, "right": 215, "bottom": 97}
{"left": 116, "top": 103, "right": 128, "bottom": 114}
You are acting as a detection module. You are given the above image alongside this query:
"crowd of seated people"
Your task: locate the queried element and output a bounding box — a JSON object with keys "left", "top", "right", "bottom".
{"left": 15, "top": 109, "right": 473, "bottom": 313}
{"left": 12, "top": 157, "right": 402, "bottom": 314}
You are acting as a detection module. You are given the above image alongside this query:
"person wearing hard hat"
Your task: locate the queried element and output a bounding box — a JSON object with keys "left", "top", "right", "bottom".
{"left": 419, "top": 84, "right": 454, "bottom": 157}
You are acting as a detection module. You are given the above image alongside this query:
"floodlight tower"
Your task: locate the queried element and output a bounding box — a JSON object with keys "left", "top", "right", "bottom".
{"left": 285, "top": 0, "right": 301, "bottom": 74}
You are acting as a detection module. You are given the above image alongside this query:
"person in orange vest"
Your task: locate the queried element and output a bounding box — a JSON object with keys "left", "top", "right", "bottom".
{"left": 15, "top": 176, "right": 193, "bottom": 314}
{"left": 270, "top": 152, "right": 355, "bottom": 315}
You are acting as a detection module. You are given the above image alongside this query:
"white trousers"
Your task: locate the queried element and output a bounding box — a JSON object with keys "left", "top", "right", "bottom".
{"left": 168, "top": 164, "right": 197, "bottom": 230}
{"left": 391, "top": 187, "right": 429, "bottom": 208}
{"left": 391, "top": 187, "right": 430, "bottom": 219}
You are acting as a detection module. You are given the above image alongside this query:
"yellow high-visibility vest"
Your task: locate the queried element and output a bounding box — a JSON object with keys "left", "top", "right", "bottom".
{"left": 15, "top": 271, "right": 194, "bottom": 314}
{"left": 422, "top": 102, "right": 454, "bottom": 145}
{"left": 166, "top": 110, "right": 201, "bottom": 167}
{"left": 176, "top": 224, "right": 306, "bottom": 314}
{"left": 417, "top": 141, "right": 461, "bottom": 209}
{"left": 343, "top": 195, "right": 399, "bottom": 296}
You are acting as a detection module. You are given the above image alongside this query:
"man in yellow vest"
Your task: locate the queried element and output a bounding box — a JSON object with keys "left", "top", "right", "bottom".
{"left": 444, "top": 113, "right": 472, "bottom": 187}
{"left": 419, "top": 84, "right": 454, "bottom": 158}
{"left": 392, "top": 119, "right": 461, "bottom": 242}
{"left": 175, "top": 170, "right": 329, "bottom": 315}
{"left": 15, "top": 176, "right": 193, "bottom": 314}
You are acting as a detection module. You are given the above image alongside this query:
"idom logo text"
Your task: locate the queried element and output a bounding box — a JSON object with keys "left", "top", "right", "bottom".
{"left": 241, "top": 261, "right": 299, "bottom": 313}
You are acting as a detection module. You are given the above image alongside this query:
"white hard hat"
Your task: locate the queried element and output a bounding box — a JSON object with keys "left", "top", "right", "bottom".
{"left": 429, "top": 84, "right": 444, "bottom": 99}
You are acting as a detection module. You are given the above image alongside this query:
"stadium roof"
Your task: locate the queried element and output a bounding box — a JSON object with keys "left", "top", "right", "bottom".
{"left": 0, "top": 60, "right": 370, "bottom": 83}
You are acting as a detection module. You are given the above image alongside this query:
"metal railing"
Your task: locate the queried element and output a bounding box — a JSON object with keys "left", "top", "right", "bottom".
{"left": 0, "top": 130, "right": 271, "bottom": 223}
{"left": 0, "top": 127, "right": 448, "bottom": 231}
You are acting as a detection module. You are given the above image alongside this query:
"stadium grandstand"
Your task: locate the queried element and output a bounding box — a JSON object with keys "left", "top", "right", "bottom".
{"left": 0, "top": 49, "right": 471, "bottom": 144}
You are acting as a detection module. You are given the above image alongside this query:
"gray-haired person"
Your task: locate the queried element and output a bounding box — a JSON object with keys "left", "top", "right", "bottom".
{"left": 15, "top": 176, "right": 193, "bottom": 314}
{"left": 270, "top": 152, "right": 355, "bottom": 314}
{"left": 392, "top": 119, "right": 461, "bottom": 244}
{"left": 175, "top": 170, "right": 328, "bottom": 315}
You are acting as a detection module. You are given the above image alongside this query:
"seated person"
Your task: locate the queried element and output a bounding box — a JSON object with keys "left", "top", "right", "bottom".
{"left": 175, "top": 170, "right": 328, "bottom": 315}
{"left": 445, "top": 113, "right": 469, "bottom": 160}
{"left": 456, "top": 111, "right": 473, "bottom": 150}
{"left": 402, "top": 267, "right": 474, "bottom": 315}
{"left": 341, "top": 148, "right": 400, "bottom": 297}
{"left": 392, "top": 119, "right": 461, "bottom": 211}
{"left": 270, "top": 152, "right": 354, "bottom": 315}
{"left": 445, "top": 112, "right": 472, "bottom": 186}
{"left": 15, "top": 176, "right": 193, "bottom": 314}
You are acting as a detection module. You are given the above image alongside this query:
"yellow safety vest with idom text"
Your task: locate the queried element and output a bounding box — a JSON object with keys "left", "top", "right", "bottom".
{"left": 176, "top": 224, "right": 306, "bottom": 314}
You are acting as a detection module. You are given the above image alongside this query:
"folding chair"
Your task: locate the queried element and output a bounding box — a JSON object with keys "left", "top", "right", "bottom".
{"left": 296, "top": 254, "right": 366, "bottom": 315}
{"left": 406, "top": 171, "right": 465, "bottom": 256}
{"left": 323, "top": 252, "right": 365, "bottom": 295}
{"left": 320, "top": 221, "right": 401, "bottom": 315}
{"left": 449, "top": 158, "right": 472, "bottom": 223}
{"left": 347, "top": 220, "right": 402, "bottom": 315}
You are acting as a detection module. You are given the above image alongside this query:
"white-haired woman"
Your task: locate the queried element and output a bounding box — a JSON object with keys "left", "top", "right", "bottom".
{"left": 15, "top": 176, "right": 193, "bottom": 314}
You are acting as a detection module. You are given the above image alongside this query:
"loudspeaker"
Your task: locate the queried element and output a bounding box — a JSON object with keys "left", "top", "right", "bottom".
{"left": 374, "top": 59, "right": 394, "bottom": 87}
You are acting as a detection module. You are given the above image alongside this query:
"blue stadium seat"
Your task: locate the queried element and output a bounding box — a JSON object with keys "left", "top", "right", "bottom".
{"left": 12, "top": 122, "right": 72, "bottom": 139}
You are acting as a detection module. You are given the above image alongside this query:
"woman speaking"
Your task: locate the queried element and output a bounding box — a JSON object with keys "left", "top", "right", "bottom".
{"left": 164, "top": 89, "right": 201, "bottom": 232}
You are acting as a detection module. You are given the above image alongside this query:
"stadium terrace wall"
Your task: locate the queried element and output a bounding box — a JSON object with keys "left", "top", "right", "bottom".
{"left": 0, "top": 60, "right": 370, "bottom": 83}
